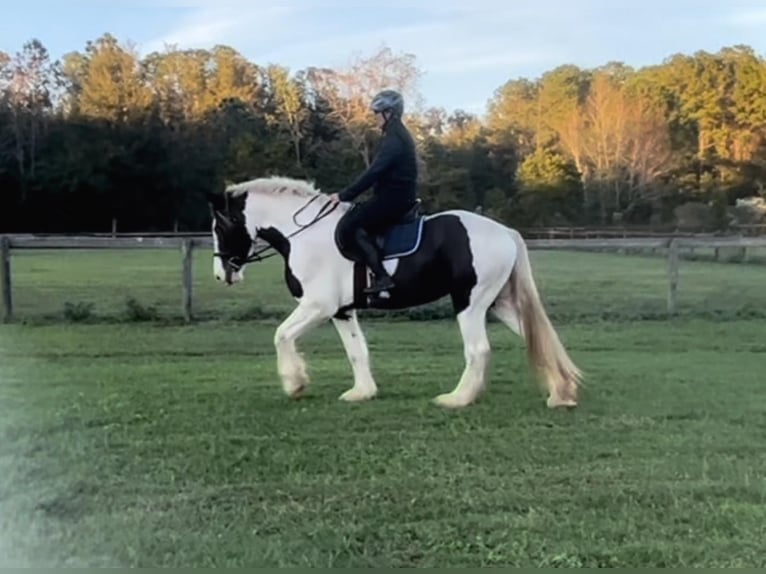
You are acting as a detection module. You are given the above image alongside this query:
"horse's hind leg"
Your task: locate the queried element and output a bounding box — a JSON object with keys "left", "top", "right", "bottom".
{"left": 490, "top": 281, "right": 522, "bottom": 337}
{"left": 332, "top": 311, "right": 378, "bottom": 402}
{"left": 434, "top": 304, "right": 491, "bottom": 408}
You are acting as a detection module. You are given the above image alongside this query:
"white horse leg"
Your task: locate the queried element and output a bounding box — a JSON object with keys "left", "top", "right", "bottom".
{"left": 332, "top": 311, "right": 378, "bottom": 402}
{"left": 490, "top": 296, "right": 523, "bottom": 337}
{"left": 434, "top": 307, "right": 491, "bottom": 408}
{"left": 273, "top": 302, "right": 330, "bottom": 398}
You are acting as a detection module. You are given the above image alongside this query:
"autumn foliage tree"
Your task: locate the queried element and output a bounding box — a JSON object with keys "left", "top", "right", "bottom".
{"left": 306, "top": 46, "right": 422, "bottom": 166}
{"left": 1, "top": 34, "right": 766, "bottom": 233}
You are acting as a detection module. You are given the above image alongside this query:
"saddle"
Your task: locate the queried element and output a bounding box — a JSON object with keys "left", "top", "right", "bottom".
{"left": 374, "top": 199, "right": 425, "bottom": 260}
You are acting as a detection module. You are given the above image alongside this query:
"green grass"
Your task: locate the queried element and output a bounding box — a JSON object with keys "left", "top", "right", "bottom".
{"left": 1, "top": 248, "right": 765, "bottom": 566}
{"left": 2, "top": 319, "right": 766, "bottom": 567}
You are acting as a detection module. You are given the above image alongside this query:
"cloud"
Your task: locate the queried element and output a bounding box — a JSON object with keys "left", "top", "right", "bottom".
{"left": 141, "top": 2, "right": 299, "bottom": 55}
{"left": 143, "top": 13, "right": 237, "bottom": 53}
{"left": 135, "top": 0, "right": 578, "bottom": 111}
{"left": 428, "top": 50, "right": 561, "bottom": 74}
{"left": 141, "top": 1, "right": 565, "bottom": 66}
{"left": 136, "top": 0, "right": 764, "bottom": 112}
{"left": 266, "top": 4, "right": 566, "bottom": 75}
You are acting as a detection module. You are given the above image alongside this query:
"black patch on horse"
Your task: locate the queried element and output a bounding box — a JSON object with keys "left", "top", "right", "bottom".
{"left": 337, "top": 213, "right": 477, "bottom": 315}
{"left": 256, "top": 227, "right": 303, "bottom": 299}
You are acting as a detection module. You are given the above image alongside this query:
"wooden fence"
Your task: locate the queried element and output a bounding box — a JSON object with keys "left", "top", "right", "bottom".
{"left": 517, "top": 223, "right": 766, "bottom": 239}
{"left": 2, "top": 234, "right": 765, "bottom": 323}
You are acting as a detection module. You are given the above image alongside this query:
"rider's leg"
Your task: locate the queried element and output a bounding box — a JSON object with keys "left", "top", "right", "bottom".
{"left": 340, "top": 199, "right": 396, "bottom": 293}
{"left": 354, "top": 226, "right": 395, "bottom": 292}
{"left": 334, "top": 206, "right": 359, "bottom": 257}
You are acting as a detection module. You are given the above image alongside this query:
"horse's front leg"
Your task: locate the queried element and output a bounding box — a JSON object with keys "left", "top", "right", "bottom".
{"left": 332, "top": 310, "right": 378, "bottom": 402}
{"left": 273, "top": 301, "right": 330, "bottom": 398}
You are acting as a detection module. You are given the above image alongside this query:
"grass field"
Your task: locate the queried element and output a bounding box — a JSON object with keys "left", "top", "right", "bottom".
{"left": 1, "top": 248, "right": 765, "bottom": 566}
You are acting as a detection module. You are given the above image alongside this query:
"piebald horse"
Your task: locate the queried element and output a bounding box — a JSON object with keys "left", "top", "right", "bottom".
{"left": 208, "top": 175, "right": 581, "bottom": 409}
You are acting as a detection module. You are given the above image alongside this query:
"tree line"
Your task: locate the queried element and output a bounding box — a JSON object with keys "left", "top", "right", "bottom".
{"left": 2, "top": 34, "right": 765, "bottom": 233}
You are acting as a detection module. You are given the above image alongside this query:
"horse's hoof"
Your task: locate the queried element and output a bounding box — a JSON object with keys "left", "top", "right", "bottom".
{"left": 546, "top": 396, "right": 577, "bottom": 409}
{"left": 339, "top": 387, "right": 377, "bottom": 402}
{"left": 284, "top": 382, "right": 307, "bottom": 399}
{"left": 433, "top": 393, "right": 471, "bottom": 409}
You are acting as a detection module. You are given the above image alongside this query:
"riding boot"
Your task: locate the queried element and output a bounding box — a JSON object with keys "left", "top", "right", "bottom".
{"left": 354, "top": 228, "right": 395, "bottom": 293}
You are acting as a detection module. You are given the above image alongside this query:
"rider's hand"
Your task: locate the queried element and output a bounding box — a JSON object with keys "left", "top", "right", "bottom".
{"left": 328, "top": 193, "right": 341, "bottom": 204}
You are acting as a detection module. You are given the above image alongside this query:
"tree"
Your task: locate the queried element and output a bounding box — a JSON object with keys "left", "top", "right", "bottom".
{"left": 5, "top": 32, "right": 766, "bottom": 234}
{"left": 486, "top": 78, "right": 539, "bottom": 158}
{"left": 263, "top": 64, "right": 308, "bottom": 168}
{"left": 306, "top": 45, "right": 422, "bottom": 166}
{"left": 547, "top": 70, "right": 672, "bottom": 220}
{"left": 143, "top": 47, "right": 210, "bottom": 124}
{"left": 203, "top": 45, "right": 260, "bottom": 111}
{"left": 515, "top": 149, "right": 584, "bottom": 226}
{"left": 0, "top": 39, "right": 60, "bottom": 195}
{"left": 64, "top": 34, "right": 152, "bottom": 123}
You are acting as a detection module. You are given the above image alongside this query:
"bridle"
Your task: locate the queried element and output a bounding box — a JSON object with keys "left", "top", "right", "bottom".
{"left": 213, "top": 195, "right": 339, "bottom": 273}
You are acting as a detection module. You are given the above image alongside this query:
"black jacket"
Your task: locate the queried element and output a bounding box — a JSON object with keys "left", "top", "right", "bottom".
{"left": 338, "top": 118, "right": 418, "bottom": 205}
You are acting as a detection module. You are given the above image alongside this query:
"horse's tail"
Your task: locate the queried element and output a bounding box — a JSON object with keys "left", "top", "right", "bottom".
{"left": 507, "top": 229, "right": 582, "bottom": 407}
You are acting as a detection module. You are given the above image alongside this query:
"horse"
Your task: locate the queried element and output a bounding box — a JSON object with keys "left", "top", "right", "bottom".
{"left": 207, "top": 175, "right": 582, "bottom": 409}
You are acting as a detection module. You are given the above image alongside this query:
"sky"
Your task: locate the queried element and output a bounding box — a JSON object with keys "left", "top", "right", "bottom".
{"left": 4, "top": 0, "right": 766, "bottom": 115}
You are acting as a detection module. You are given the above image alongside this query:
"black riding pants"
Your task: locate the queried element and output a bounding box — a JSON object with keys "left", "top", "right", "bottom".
{"left": 337, "top": 196, "right": 413, "bottom": 275}
{"left": 340, "top": 196, "right": 412, "bottom": 237}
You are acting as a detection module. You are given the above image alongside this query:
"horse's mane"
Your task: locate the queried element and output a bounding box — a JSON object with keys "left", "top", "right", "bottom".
{"left": 225, "top": 175, "right": 323, "bottom": 199}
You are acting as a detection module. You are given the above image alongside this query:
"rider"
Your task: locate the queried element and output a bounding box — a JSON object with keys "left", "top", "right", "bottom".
{"left": 328, "top": 89, "right": 418, "bottom": 294}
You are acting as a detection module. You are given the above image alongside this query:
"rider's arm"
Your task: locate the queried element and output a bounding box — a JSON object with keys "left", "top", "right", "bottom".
{"left": 338, "top": 135, "right": 401, "bottom": 202}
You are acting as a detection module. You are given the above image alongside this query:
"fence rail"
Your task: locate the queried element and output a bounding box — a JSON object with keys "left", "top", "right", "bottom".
{"left": 518, "top": 223, "right": 766, "bottom": 238}
{"left": 2, "top": 234, "right": 766, "bottom": 323}
{"left": 11, "top": 222, "right": 766, "bottom": 241}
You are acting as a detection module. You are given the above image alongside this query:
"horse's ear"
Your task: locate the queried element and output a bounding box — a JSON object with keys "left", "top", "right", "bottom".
{"left": 207, "top": 191, "right": 226, "bottom": 213}
{"left": 229, "top": 192, "right": 247, "bottom": 212}
{"left": 216, "top": 211, "right": 234, "bottom": 231}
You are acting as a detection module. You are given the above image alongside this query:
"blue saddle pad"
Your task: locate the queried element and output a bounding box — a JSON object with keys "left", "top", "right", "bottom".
{"left": 379, "top": 216, "right": 425, "bottom": 260}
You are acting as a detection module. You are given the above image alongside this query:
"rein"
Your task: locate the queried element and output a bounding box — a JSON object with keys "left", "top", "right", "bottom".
{"left": 215, "top": 195, "right": 339, "bottom": 270}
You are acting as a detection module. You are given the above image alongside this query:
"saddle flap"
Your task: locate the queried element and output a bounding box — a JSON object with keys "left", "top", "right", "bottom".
{"left": 378, "top": 215, "right": 425, "bottom": 260}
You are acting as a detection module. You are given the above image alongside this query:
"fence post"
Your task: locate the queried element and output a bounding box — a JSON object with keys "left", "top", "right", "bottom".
{"left": 667, "top": 238, "right": 679, "bottom": 315}
{"left": 182, "top": 239, "right": 194, "bottom": 322}
{"left": 1, "top": 237, "right": 12, "bottom": 323}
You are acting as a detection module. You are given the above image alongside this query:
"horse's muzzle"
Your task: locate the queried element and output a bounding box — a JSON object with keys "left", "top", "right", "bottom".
{"left": 223, "top": 265, "right": 243, "bottom": 285}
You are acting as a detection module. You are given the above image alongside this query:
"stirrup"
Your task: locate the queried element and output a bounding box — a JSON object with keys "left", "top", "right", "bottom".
{"left": 364, "top": 276, "right": 395, "bottom": 294}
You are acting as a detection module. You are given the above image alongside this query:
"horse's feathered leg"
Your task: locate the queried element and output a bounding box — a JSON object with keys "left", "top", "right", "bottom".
{"left": 434, "top": 305, "right": 492, "bottom": 408}
{"left": 273, "top": 301, "right": 331, "bottom": 398}
{"left": 332, "top": 310, "right": 378, "bottom": 402}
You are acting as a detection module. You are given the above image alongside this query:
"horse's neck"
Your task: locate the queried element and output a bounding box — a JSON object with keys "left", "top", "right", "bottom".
{"left": 247, "top": 192, "right": 342, "bottom": 238}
